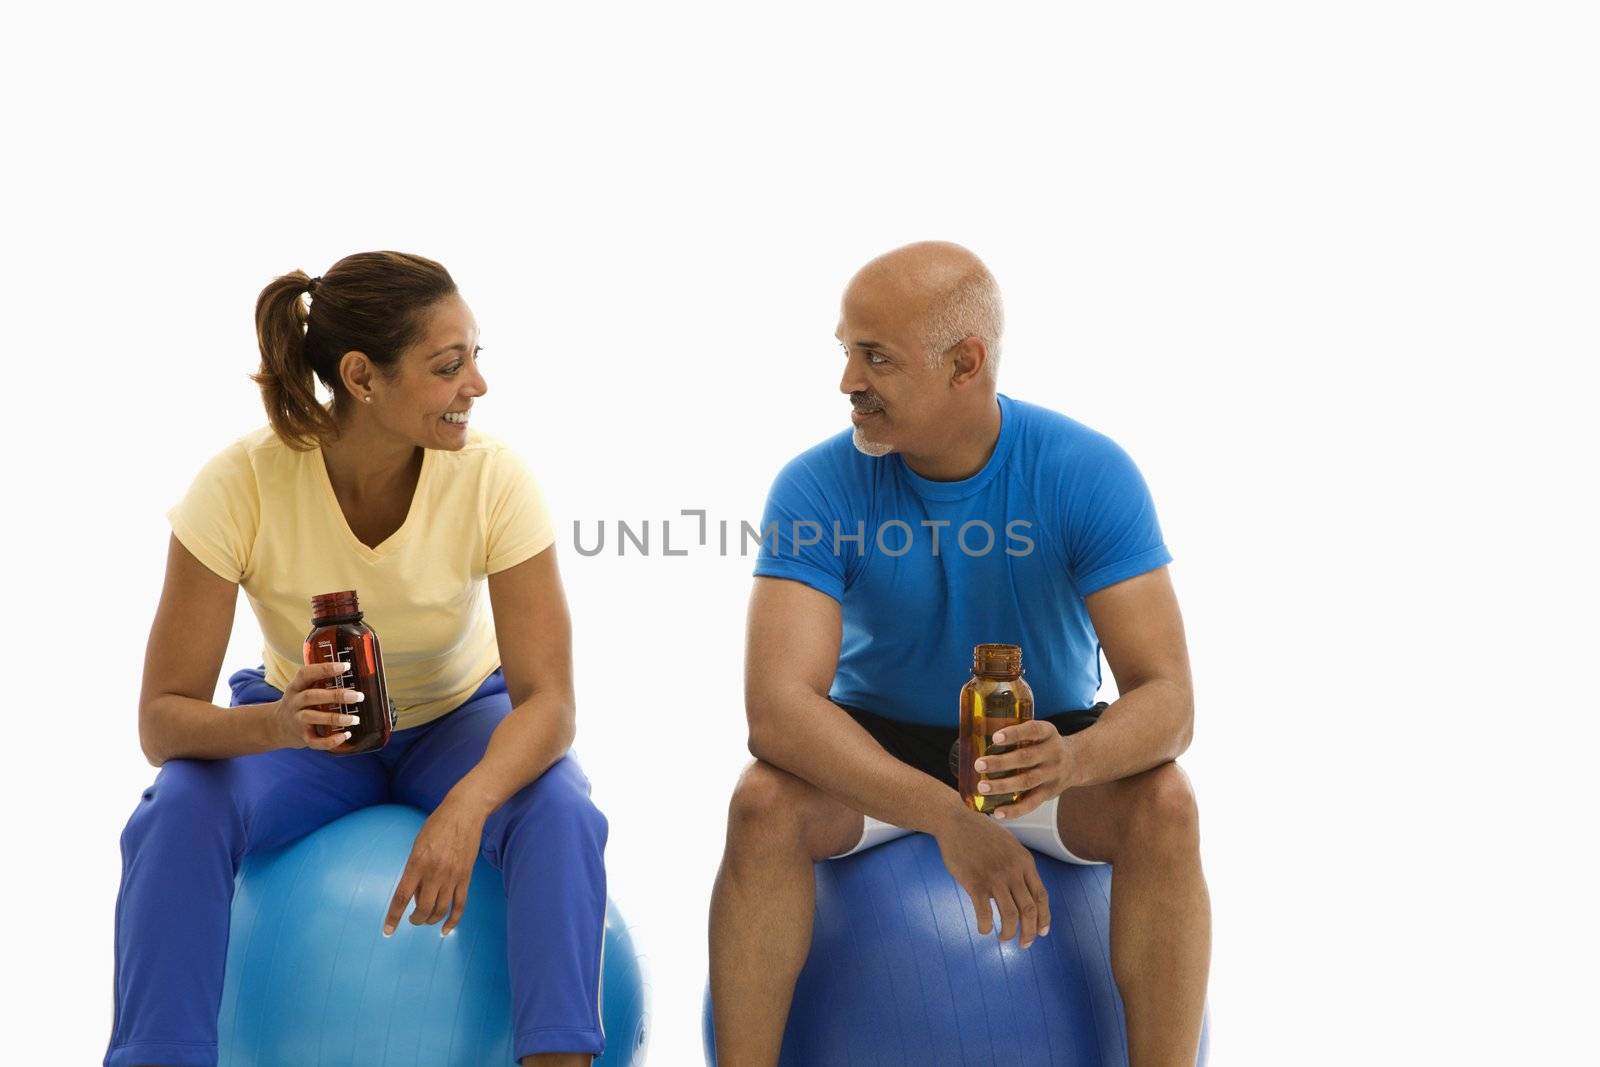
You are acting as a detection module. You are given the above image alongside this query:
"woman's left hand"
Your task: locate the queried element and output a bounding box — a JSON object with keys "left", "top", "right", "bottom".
{"left": 383, "top": 796, "right": 489, "bottom": 938}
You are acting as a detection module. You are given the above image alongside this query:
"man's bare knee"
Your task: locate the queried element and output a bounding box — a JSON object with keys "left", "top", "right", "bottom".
{"left": 1058, "top": 761, "right": 1202, "bottom": 864}
{"left": 725, "top": 760, "right": 861, "bottom": 861}
{"left": 1122, "top": 761, "right": 1200, "bottom": 851}
{"left": 726, "top": 761, "right": 810, "bottom": 851}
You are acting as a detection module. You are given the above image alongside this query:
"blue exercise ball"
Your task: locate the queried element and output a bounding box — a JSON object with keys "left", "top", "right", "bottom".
{"left": 216, "top": 804, "right": 647, "bottom": 1066}
{"left": 703, "top": 831, "right": 1208, "bottom": 1066}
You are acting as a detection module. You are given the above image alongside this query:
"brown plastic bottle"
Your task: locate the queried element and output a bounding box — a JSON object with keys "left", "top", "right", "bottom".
{"left": 302, "top": 590, "right": 396, "bottom": 755}
{"left": 958, "top": 643, "right": 1036, "bottom": 813}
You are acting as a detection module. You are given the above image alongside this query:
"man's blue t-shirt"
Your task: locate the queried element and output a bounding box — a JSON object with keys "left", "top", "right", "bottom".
{"left": 752, "top": 393, "right": 1172, "bottom": 727}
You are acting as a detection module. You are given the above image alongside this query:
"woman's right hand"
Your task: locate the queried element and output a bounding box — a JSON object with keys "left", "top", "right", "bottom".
{"left": 268, "top": 661, "right": 366, "bottom": 751}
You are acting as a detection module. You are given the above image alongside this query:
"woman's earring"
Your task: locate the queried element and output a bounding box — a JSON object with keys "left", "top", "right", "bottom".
{"left": 363, "top": 395, "right": 373, "bottom": 404}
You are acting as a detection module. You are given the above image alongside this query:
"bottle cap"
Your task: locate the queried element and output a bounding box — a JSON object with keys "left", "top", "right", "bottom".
{"left": 311, "top": 589, "right": 362, "bottom": 624}
{"left": 973, "top": 643, "right": 1022, "bottom": 677}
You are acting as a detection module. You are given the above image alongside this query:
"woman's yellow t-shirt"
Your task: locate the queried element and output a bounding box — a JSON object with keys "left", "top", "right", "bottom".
{"left": 166, "top": 424, "right": 556, "bottom": 729}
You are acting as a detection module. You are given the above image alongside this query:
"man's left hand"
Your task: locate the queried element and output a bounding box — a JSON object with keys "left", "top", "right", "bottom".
{"left": 974, "top": 721, "right": 1076, "bottom": 819}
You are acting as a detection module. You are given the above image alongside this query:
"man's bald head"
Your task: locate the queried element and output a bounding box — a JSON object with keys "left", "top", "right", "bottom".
{"left": 847, "top": 241, "right": 1004, "bottom": 379}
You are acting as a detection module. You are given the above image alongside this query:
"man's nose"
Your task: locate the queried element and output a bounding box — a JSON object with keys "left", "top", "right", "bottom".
{"left": 839, "top": 357, "right": 867, "bottom": 396}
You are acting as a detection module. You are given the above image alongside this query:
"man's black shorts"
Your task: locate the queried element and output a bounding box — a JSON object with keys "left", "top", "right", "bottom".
{"left": 836, "top": 701, "right": 1109, "bottom": 788}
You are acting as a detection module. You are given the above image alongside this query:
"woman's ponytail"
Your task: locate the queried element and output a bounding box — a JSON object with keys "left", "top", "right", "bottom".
{"left": 251, "top": 271, "right": 337, "bottom": 450}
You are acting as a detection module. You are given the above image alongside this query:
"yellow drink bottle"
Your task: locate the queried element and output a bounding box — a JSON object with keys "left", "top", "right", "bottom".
{"left": 958, "top": 643, "right": 1035, "bottom": 812}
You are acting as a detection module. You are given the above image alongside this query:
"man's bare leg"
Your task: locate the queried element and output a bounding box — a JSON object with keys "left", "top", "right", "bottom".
{"left": 1055, "top": 760, "right": 1210, "bottom": 1067}
{"left": 520, "top": 1055, "right": 590, "bottom": 1066}
{"left": 709, "top": 760, "right": 865, "bottom": 1066}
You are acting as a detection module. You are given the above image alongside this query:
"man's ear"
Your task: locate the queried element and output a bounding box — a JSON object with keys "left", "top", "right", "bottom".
{"left": 946, "top": 336, "right": 990, "bottom": 388}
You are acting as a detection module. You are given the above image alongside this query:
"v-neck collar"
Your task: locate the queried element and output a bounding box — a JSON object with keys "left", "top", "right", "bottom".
{"left": 312, "top": 444, "right": 434, "bottom": 562}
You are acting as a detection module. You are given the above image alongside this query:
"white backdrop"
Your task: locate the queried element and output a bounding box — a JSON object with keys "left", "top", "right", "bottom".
{"left": 3, "top": 2, "right": 1596, "bottom": 1064}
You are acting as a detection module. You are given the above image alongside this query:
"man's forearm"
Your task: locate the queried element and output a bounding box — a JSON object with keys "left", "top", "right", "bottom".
{"left": 748, "top": 688, "right": 966, "bottom": 835}
{"left": 1061, "top": 678, "right": 1193, "bottom": 789}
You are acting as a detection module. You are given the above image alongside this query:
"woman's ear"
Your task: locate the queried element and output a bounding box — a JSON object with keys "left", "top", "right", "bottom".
{"left": 339, "top": 350, "right": 376, "bottom": 398}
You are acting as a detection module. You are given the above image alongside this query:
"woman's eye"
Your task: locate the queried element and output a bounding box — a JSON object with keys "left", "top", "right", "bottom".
{"left": 441, "top": 347, "right": 483, "bottom": 376}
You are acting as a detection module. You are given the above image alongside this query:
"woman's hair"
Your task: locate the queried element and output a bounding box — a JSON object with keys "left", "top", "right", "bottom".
{"left": 252, "top": 251, "right": 458, "bottom": 450}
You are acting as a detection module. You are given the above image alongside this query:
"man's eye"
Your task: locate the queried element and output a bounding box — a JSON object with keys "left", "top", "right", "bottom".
{"left": 842, "top": 345, "right": 886, "bottom": 366}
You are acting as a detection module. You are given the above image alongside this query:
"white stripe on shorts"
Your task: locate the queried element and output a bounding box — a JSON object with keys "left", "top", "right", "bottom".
{"left": 828, "top": 793, "right": 1106, "bottom": 866}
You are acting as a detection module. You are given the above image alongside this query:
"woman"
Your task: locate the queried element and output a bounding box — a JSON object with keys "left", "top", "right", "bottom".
{"left": 104, "top": 252, "right": 607, "bottom": 1067}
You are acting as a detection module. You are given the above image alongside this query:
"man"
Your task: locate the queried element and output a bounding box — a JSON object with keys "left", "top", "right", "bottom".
{"left": 708, "top": 241, "right": 1210, "bottom": 1066}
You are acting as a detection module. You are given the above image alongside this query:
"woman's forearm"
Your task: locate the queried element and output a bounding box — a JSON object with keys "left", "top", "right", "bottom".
{"left": 141, "top": 695, "right": 278, "bottom": 765}
{"left": 445, "top": 689, "right": 576, "bottom": 819}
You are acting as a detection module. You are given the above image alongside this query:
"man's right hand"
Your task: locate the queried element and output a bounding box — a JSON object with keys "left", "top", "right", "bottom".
{"left": 932, "top": 806, "right": 1052, "bottom": 949}
{"left": 267, "top": 661, "right": 365, "bottom": 751}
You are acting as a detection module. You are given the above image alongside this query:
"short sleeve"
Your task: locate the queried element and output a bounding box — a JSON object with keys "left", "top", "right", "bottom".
{"left": 751, "top": 453, "right": 849, "bottom": 602}
{"left": 166, "top": 441, "right": 260, "bottom": 583}
{"left": 485, "top": 445, "right": 557, "bottom": 574}
{"left": 1062, "top": 434, "right": 1172, "bottom": 596}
